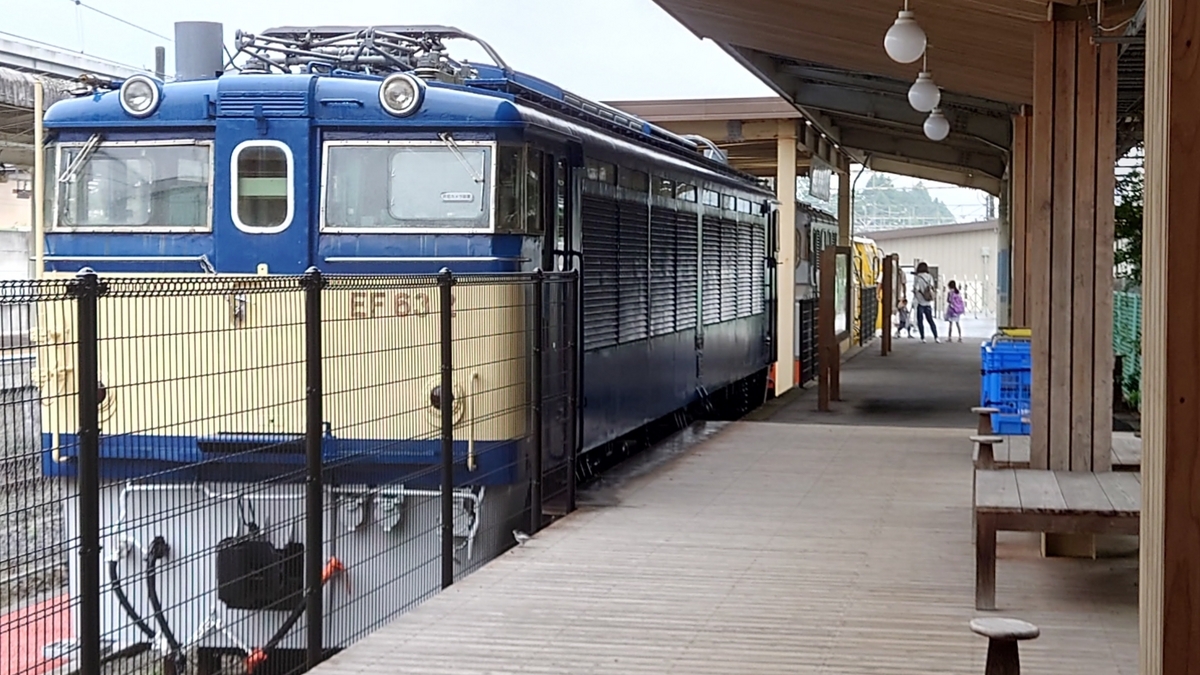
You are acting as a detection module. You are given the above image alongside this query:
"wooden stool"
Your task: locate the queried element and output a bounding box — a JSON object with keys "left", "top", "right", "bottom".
{"left": 970, "top": 435, "right": 1005, "bottom": 470}
{"left": 972, "top": 406, "right": 1000, "bottom": 435}
{"left": 970, "top": 617, "right": 1039, "bottom": 675}
{"left": 969, "top": 435, "right": 1005, "bottom": 543}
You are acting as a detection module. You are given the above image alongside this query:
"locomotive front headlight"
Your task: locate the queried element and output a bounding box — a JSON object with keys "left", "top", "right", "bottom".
{"left": 379, "top": 73, "right": 424, "bottom": 117}
{"left": 119, "top": 75, "right": 161, "bottom": 118}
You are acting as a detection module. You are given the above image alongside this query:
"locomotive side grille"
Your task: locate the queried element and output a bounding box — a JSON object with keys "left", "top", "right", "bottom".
{"left": 701, "top": 215, "right": 721, "bottom": 326}
{"left": 582, "top": 195, "right": 620, "bottom": 351}
{"left": 751, "top": 221, "right": 766, "bottom": 315}
{"left": 649, "top": 207, "right": 677, "bottom": 338}
{"left": 719, "top": 218, "right": 738, "bottom": 323}
{"left": 217, "top": 91, "right": 309, "bottom": 117}
{"left": 736, "top": 221, "right": 754, "bottom": 319}
{"left": 675, "top": 211, "right": 699, "bottom": 332}
{"left": 617, "top": 200, "right": 650, "bottom": 344}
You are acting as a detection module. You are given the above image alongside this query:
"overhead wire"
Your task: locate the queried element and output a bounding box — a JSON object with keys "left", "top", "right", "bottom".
{"left": 62, "top": 0, "right": 172, "bottom": 42}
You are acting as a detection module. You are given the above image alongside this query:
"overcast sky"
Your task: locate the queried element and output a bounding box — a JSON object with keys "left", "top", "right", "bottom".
{"left": 2, "top": 0, "right": 989, "bottom": 221}
{"left": 5, "top": 0, "right": 779, "bottom": 100}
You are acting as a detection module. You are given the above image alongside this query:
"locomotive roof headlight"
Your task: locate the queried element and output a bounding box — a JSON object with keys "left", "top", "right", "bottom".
{"left": 119, "top": 75, "right": 161, "bottom": 118}
{"left": 379, "top": 73, "right": 424, "bottom": 117}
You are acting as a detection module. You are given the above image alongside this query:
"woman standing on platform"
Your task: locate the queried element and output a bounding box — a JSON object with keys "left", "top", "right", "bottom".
{"left": 912, "top": 262, "right": 939, "bottom": 343}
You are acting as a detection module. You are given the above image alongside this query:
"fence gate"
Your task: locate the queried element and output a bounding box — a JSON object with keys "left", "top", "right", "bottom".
{"left": 536, "top": 274, "right": 579, "bottom": 520}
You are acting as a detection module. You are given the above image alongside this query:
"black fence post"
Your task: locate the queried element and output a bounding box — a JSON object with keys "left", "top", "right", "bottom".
{"left": 530, "top": 270, "right": 544, "bottom": 534}
{"left": 73, "top": 268, "right": 102, "bottom": 675}
{"left": 438, "top": 269, "right": 455, "bottom": 590}
{"left": 566, "top": 271, "right": 579, "bottom": 514}
{"left": 302, "top": 267, "right": 325, "bottom": 670}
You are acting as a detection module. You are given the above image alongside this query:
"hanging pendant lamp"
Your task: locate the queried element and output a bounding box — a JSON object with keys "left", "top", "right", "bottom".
{"left": 884, "top": 0, "right": 927, "bottom": 64}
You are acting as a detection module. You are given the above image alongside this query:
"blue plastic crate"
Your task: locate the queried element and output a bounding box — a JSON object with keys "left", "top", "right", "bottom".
{"left": 992, "top": 412, "right": 1030, "bottom": 435}
{"left": 980, "top": 338, "right": 1031, "bottom": 431}
{"left": 981, "top": 338, "right": 1032, "bottom": 372}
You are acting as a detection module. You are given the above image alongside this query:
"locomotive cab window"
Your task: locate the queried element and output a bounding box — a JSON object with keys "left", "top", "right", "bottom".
{"left": 322, "top": 140, "right": 492, "bottom": 232}
{"left": 52, "top": 141, "right": 212, "bottom": 231}
{"left": 232, "top": 141, "right": 293, "bottom": 232}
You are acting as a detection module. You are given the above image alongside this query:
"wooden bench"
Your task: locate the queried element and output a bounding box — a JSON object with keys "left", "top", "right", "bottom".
{"left": 996, "top": 434, "right": 1141, "bottom": 471}
{"left": 974, "top": 469, "right": 1141, "bottom": 610}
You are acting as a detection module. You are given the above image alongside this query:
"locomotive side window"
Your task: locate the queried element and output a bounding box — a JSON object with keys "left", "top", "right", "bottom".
{"left": 322, "top": 141, "right": 492, "bottom": 232}
{"left": 232, "top": 141, "right": 293, "bottom": 233}
{"left": 53, "top": 141, "right": 211, "bottom": 231}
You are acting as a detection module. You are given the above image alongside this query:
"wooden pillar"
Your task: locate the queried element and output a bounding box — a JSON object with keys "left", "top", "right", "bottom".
{"left": 996, "top": 173, "right": 1011, "bottom": 326}
{"left": 881, "top": 254, "right": 894, "bottom": 356}
{"left": 1141, "top": 0, "right": 1200, "bottom": 670}
{"left": 1009, "top": 107, "right": 1032, "bottom": 327}
{"left": 1027, "top": 20, "right": 1115, "bottom": 473}
{"left": 817, "top": 246, "right": 835, "bottom": 412}
{"left": 774, "top": 122, "right": 798, "bottom": 394}
{"left": 837, "top": 166, "right": 851, "bottom": 245}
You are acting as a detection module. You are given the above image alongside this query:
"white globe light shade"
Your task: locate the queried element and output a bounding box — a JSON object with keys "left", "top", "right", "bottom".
{"left": 924, "top": 108, "right": 950, "bottom": 141}
{"left": 884, "top": 10, "right": 926, "bottom": 64}
{"left": 908, "top": 72, "right": 940, "bottom": 113}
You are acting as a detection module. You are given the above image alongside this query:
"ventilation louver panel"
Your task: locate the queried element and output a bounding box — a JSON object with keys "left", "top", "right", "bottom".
{"left": 582, "top": 195, "right": 620, "bottom": 351}
{"left": 676, "top": 211, "right": 699, "bottom": 331}
{"left": 617, "top": 201, "right": 650, "bottom": 343}
{"left": 649, "top": 208, "right": 677, "bottom": 337}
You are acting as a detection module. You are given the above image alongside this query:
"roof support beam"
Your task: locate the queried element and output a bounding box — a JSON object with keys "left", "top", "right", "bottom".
{"left": 839, "top": 125, "right": 1007, "bottom": 180}
{"left": 867, "top": 155, "right": 1002, "bottom": 195}
{"left": 789, "top": 80, "right": 1013, "bottom": 151}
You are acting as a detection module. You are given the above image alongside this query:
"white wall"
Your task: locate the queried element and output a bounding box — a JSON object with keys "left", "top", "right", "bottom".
{"left": 876, "top": 226, "right": 999, "bottom": 315}
{"left": 0, "top": 176, "right": 32, "bottom": 279}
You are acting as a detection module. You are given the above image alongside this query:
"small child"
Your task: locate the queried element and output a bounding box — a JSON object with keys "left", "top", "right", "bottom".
{"left": 945, "top": 281, "right": 965, "bottom": 342}
{"left": 895, "top": 299, "right": 912, "bottom": 338}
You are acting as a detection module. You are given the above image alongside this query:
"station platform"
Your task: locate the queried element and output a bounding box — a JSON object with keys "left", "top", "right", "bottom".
{"left": 310, "top": 337, "right": 1137, "bottom": 674}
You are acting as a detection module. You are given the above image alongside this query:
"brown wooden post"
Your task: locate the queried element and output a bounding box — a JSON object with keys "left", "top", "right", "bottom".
{"left": 1010, "top": 107, "right": 1032, "bottom": 328}
{"left": 1140, "top": 0, "right": 1200, "bottom": 670}
{"left": 817, "top": 245, "right": 836, "bottom": 412}
{"left": 1027, "top": 20, "right": 1117, "bottom": 474}
{"left": 881, "top": 254, "right": 894, "bottom": 356}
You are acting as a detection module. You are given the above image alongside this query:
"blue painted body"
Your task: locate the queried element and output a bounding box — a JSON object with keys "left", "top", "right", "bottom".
{"left": 40, "top": 58, "right": 775, "bottom": 484}
{"left": 41, "top": 433, "right": 518, "bottom": 486}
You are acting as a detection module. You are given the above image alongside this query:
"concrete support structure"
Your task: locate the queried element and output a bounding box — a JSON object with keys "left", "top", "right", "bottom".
{"left": 1026, "top": 20, "right": 1115, "bottom": 475}
{"left": 774, "top": 121, "right": 798, "bottom": 394}
{"left": 1141, "top": 0, "right": 1200, "bottom": 670}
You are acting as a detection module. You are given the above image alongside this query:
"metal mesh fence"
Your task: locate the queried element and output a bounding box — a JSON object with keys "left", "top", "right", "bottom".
{"left": 1113, "top": 291, "right": 1142, "bottom": 406}
{"left": 1, "top": 269, "right": 579, "bottom": 675}
{"left": 795, "top": 298, "right": 818, "bottom": 386}
{"left": 2, "top": 282, "right": 76, "bottom": 675}
{"left": 858, "top": 287, "right": 878, "bottom": 347}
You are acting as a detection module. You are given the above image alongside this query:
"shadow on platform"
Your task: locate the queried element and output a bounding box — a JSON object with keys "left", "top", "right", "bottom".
{"left": 753, "top": 336, "right": 986, "bottom": 429}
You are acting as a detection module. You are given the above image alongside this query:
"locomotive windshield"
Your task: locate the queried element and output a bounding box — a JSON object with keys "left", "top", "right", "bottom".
{"left": 51, "top": 141, "right": 212, "bottom": 230}
{"left": 323, "top": 141, "right": 492, "bottom": 231}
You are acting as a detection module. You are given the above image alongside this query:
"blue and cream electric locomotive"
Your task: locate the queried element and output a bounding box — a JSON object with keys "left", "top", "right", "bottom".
{"left": 33, "top": 23, "right": 778, "bottom": 667}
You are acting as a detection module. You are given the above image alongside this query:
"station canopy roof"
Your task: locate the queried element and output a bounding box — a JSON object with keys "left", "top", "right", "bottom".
{"left": 650, "top": 0, "right": 1145, "bottom": 194}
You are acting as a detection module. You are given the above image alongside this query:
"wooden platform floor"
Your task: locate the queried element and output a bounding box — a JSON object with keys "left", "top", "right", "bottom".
{"left": 311, "top": 421, "right": 1137, "bottom": 675}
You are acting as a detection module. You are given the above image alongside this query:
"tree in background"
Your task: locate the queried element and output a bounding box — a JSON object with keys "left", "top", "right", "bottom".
{"left": 1112, "top": 150, "right": 1143, "bottom": 411}
{"left": 1114, "top": 164, "right": 1143, "bottom": 286}
{"left": 852, "top": 174, "right": 956, "bottom": 231}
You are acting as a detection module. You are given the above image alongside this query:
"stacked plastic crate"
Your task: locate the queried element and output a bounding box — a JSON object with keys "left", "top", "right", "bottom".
{"left": 980, "top": 334, "right": 1032, "bottom": 435}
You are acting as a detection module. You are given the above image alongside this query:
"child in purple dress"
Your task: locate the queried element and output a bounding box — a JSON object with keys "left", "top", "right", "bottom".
{"left": 944, "top": 281, "right": 965, "bottom": 343}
